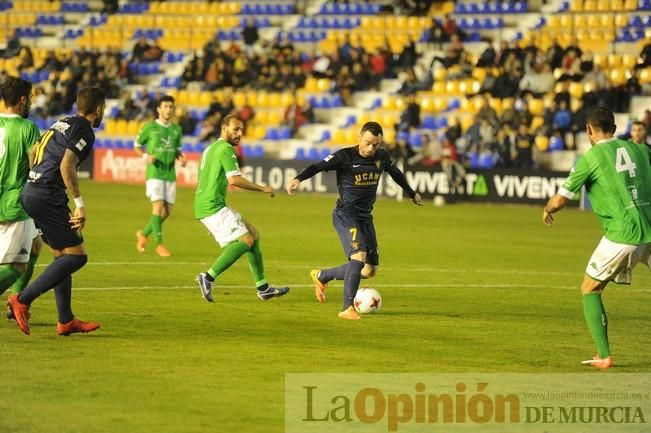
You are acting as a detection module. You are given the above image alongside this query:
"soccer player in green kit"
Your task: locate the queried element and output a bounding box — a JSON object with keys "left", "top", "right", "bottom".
{"left": 543, "top": 107, "right": 651, "bottom": 369}
{"left": 0, "top": 76, "right": 42, "bottom": 312}
{"left": 134, "top": 95, "right": 186, "bottom": 257}
{"left": 194, "top": 114, "right": 289, "bottom": 302}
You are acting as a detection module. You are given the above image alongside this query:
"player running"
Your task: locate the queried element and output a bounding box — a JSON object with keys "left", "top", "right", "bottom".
{"left": 286, "top": 122, "right": 422, "bottom": 320}
{"left": 194, "top": 115, "right": 289, "bottom": 302}
{"left": 6, "top": 87, "right": 105, "bottom": 336}
{"left": 0, "top": 76, "right": 42, "bottom": 312}
{"left": 134, "top": 95, "right": 186, "bottom": 257}
{"left": 543, "top": 106, "right": 651, "bottom": 368}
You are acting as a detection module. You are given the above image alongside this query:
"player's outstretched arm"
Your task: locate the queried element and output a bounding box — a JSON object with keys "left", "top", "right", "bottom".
{"left": 411, "top": 193, "right": 423, "bottom": 206}
{"left": 228, "top": 174, "right": 274, "bottom": 197}
{"left": 542, "top": 193, "right": 569, "bottom": 227}
{"left": 386, "top": 164, "right": 420, "bottom": 205}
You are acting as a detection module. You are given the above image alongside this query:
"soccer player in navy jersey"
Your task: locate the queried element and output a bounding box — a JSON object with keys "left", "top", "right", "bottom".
{"left": 6, "top": 87, "right": 105, "bottom": 336}
{"left": 286, "top": 122, "right": 423, "bottom": 320}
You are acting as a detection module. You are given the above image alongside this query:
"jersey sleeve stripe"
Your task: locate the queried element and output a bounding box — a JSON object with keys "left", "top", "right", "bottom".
{"left": 558, "top": 187, "right": 575, "bottom": 199}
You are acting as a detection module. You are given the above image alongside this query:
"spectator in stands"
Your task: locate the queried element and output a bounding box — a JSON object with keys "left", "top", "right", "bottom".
{"left": 445, "top": 117, "right": 462, "bottom": 146}
{"left": 442, "top": 14, "right": 462, "bottom": 40}
{"left": 553, "top": 99, "right": 572, "bottom": 138}
{"left": 176, "top": 107, "right": 198, "bottom": 136}
{"left": 351, "top": 61, "right": 371, "bottom": 92}
{"left": 131, "top": 37, "right": 151, "bottom": 63}
{"left": 476, "top": 41, "right": 496, "bottom": 68}
{"left": 334, "top": 64, "right": 355, "bottom": 106}
{"left": 624, "top": 68, "right": 643, "bottom": 110}
{"left": 398, "top": 67, "right": 431, "bottom": 95}
{"left": 546, "top": 38, "right": 565, "bottom": 70}
{"left": 116, "top": 92, "right": 142, "bottom": 121}
{"left": 519, "top": 62, "right": 554, "bottom": 98}
{"left": 425, "top": 18, "right": 445, "bottom": 48}
{"left": 397, "top": 94, "right": 421, "bottom": 132}
{"left": 237, "top": 102, "right": 255, "bottom": 129}
{"left": 311, "top": 52, "right": 332, "bottom": 79}
{"left": 492, "top": 66, "right": 522, "bottom": 99}
{"left": 101, "top": 0, "right": 118, "bottom": 14}
{"left": 397, "top": 38, "right": 417, "bottom": 71}
{"left": 242, "top": 18, "right": 260, "bottom": 57}
{"left": 1, "top": 29, "right": 21, "bottom": 59}
{"left": 494, "top": 124, "right": 512, "bottom": 167}
{"left": 638, "top": 36, "right": 651, "bottom": 67}
{"left": 476, "top": 93, "right": 499, "bottom": 127}
{"left": 502, "top": 97, "right": 533, "bottom": 130}
{"left": 31, "top": 85, "right": 47, "bottom": 119}
{"left": 643, "top": 110, "right": 651, "bottom": 136}
{"left": 432, "top": 34, "right": 463, "bottom": 68}
{"left": 197, "top": 113, "right": 221, "bottom": 144}
{"left": 284, "top": 95, "right": 309, "bottom": 136}
{"left": 513, "top": 123, "right": 535, "bottom": 169}
{"left": 390, "top": 132, "right": 417, "bottom": 166}
{"left": 441, "top": 145, "right": 466, "bottom": 203}
{"left": 17, "top": 47, "right": 33, "bottom": 72}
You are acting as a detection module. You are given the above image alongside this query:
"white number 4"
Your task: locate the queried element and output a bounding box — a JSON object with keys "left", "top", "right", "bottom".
{"left": 616, "top": 147, "right": 637, "bottom": 177}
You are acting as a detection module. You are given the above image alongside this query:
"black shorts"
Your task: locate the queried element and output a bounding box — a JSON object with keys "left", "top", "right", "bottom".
{"left": 332, "top": 209, "right": 379, "bottom": 266}
{"left": 21, "top": 183, "right": 83, "bottom": 250}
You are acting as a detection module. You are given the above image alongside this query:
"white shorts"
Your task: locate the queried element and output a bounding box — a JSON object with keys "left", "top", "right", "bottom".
{"left": 200, "top": 207, "right": 249, "bottom": 247}
{"left": 146, "top": 179, "right": 177, "bottom": 204}
{"left": 0, "top": 219, "right": 38, "bottom": 264}
{"left": 585, "top": 236, "right": 651, "bottom": 284}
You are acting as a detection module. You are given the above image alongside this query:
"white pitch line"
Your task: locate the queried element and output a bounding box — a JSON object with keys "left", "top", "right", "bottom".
{"left": 44, "top": 260, "right": 651, "bottom": 281}
{"left": 71, "top": 283, "right": 651, "bottom": 293}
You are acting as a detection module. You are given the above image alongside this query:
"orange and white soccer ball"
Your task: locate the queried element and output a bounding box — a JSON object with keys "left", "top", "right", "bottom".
{"left": 354, "top": 287, "right": 382, "bottom": 314}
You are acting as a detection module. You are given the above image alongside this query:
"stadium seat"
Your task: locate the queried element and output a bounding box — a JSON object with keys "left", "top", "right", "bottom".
{"left": 548, "top": 136, "right": 565, "bottom": 151}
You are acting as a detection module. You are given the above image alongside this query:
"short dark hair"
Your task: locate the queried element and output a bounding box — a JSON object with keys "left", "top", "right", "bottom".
{"left": 158, "top": 94, "right": 175, "bottom": 106}
{"left": 76, "top": 86, "right": 105, "bottom": 115}
{"left": 221, "top": 114, "right": 242, "bottom": 128}
{"left": 631, "top": 120, "right": 645, "bottom": 128}
{"left": 586, "top": 106, "right": 616, "bottom": 134}
{"left": 360, "top": 121, "right": 383, "bottom": 137}
{"left": 1, "top": 75, "right": 32, "bottom": 107}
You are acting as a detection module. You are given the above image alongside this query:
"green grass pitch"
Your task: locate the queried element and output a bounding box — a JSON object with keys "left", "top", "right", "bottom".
{"left": 1, "top": 180, "right": 649, "bottom": 433}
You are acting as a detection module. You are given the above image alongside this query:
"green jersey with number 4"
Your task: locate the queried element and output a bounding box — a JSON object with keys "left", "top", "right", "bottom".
{"left": 194, "top": 138, "right": 241, "bottom": 219}
{"left": 134, "top": 120, "right": 183, "bottom": 181}
{"left": 0, "top": 114, "right": 41, "bottom": 222}
{"left": 560, "top": 137, "right": 651, "bottom": 245}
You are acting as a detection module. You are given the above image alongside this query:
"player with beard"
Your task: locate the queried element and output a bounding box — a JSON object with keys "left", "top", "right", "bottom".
{"left": 194, "top": 115, "right": 289, "bottom": 303}
{"left": 7, "top": 86, "right": 105, "bottom": 336}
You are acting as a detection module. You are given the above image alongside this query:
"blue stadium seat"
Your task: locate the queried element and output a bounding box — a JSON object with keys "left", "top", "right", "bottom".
{"left": 640, "top": 0, "right": 651, "bottom": 10}
{"left": 409, "top": 132, "right": 423, "bottom": 148}
{"left": 549, "top": 136, "right": 564, "bottom": 151}
{"left": 294, "top": 147, "right": 308, "bottom": 160}
{"left": 307, "top": 147, "right": 321, "bottom": 160}
{"left": 469, "top": 153, "right": 480, "bottom": 168}
{"left": 436, "top": 117, "right": 449, "bottom": 129}
{"left": 320, "top": 130, "right": 331, "bottom": 142}
{"left": 454, "top": 3, "right": 467, "bottom": 13}
{"left": 266, "top": 128, "right": 280, "bottom": 140}
{"left": 330, "top": 94, "right": 342, "bottom": 107}
{"left": 279, "top": 127, "right": 292, "bottom": 140}
{"left": 630, "top": 15, "right": 643, "bottom": 27}
{"left": 446, "top": 99, "right": 461, "bottom": 110}
{"left": 318, "top": 148, "right": 331, "bottom": 159}
{"left": 422, "top": 116, "right": 437, "bottom": 129}
{"left": 479, "top": 153, "right": 495, "bottom": 169}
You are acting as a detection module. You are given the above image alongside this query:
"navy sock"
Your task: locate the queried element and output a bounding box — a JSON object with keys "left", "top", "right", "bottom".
{"left": 19, "top": 255, "right": 88, "bottom": 305}
{"left": 342, "top": 260, "right": 364, "bottom": 311}
{"left": 54, "top": 275, "right": 74, "bottom": 324}
{"left": 318, "top": 263, "right": 349, "bottom": 283}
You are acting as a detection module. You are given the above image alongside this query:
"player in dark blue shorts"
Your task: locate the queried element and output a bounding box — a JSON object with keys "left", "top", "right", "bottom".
{"left": 286, "top": 122, "right": 423, "bottom": 320}
{"left": 6, "top": 87, "right": 105, "bottom": 336}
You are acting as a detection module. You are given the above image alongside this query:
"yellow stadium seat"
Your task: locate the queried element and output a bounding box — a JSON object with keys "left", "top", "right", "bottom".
{"left": 127, "top": 120, "right": 140, "bottom": 136}
{"left": 304, "top": 77, "right": 318, "bottom": 93}
{"left": 610, "top": 0, "right": 623, "bottom": 10}
{"left": 536, "top": 135, "right": 549, "bottom": 151}
{"left": 502, "top": 98, "right": 514, "bottom": 111}
{"left": 316, "top": 79, "right": 331, "bottom": 92}
{"left": 583, "top": 0, "right": 597, "bottom": 11}
{"left": 607, "top": 54, "right": 622, "bottom": 68}
{"left": 433, "top": 98, "right": 447, "bottom": 112}
{"left": 597, "top": 0, "right": 612, "bottom": 10}
{"left": 245, "top": 91, "right": 257, "bottom": 107}
{"left": 624, "top": 0, "right": 637, "bottom": 9}
{"left": 609, "top": 68, "right": 627, "bottom": 86}
{"left": 383, "top": 97, "right": 396, "bottom": 110}
{"left": 531, "top": 116, "right": 545, "bottom": 132}
{"left": 419, "top": 97, "right": 435, "bottom": 113}
{"left": 574, "top": 15, "right": 587, "bottom": 28}
{"left": 384, "top": 128, "right": 396, "bottom": 144}
{"left": 279, "top": 93, "right": 295, "bottom": 107}
{"left": 621, "top": 54, "right": 638, "bottom": 69}
{"left": 268, "top": 111, "right": 283, "bottom": 126}
{"left": 472, "top": 67, "right": 487, "bottom": 82}
{"left": 614, "top": 14, "right": 628, "bottom": 27}
{"left": 445, "top": 81, "right": 460, "bottom": 95}
{"left": 333, "top": 129, "right": 346, "bottom": 144}
{"left": 640, "top": 68, "right": 651, "bottom": 84}
{"left": 570, "top": 0, "right": 583, "bottom": 11}
{"left": 460, "top": 116, "right": 474, "bottom": 132}
{"left": 115, "top": 119, "right": 129, "bottom": 136}
{"left": 529, "top": 98, "right": 544, "bottom": 116}
{"left": 104, "top": 119, "right": 117, "bottom": 135}
{"left": 569, "top": 82, "right": 584, "bottom": 99}
{"left": 433, "top": 68, "right": 447, "bottom": 81}
{"left": 233, "top": 92, "right": 246, "bottom": 107}
{"left": 255, "top": 111, "right": 268, "bottom": 125}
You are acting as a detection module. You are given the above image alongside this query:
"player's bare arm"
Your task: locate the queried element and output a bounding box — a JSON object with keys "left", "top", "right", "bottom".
{"left": 228, "top": 174, "right": 274, "bottom": 197}
{"left": 286, "top": 178, "right": 300, "bottom": 195}
{"left": 542, "top": 193, "right": 569, "bottom": 227}
{"left": 60, "top": 148, "right": 86, "bottom": 231}
{"left": 177, "top": 150, "right": 187, "bottom": 167}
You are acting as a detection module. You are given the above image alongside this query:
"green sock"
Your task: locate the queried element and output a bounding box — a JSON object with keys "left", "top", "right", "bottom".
{"left": 247, "top": 239, "right": 267, "bottom": 289}
{"left": 142, "top": 222, "right": 153, "bottom": 237}
{"left": 583, "top": 292, "right": 610, "bottom": 358}
{"left": 151, "top": 215, "right": 163, "bottom": 245}
{"left": 208, "top": 241, "right": 251, "bottom": 279}
{"left": 9, "top": 253, "right": 38, "bottom": 294}
{"left": 0, "top": 265, "right": 22, "bottom": 296}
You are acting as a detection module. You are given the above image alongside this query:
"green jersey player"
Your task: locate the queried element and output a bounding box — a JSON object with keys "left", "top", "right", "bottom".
{"left": 134, "top": 95, "right": 186, "bottom": 257}
{"left": 0, "top": 76, "right": 42, "bottom": 307}
{"left": 194, "top": 115, "right": 289, "bottom": 302}
{"left": 543, "top": 106, "right": 651, "bottom": 369}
